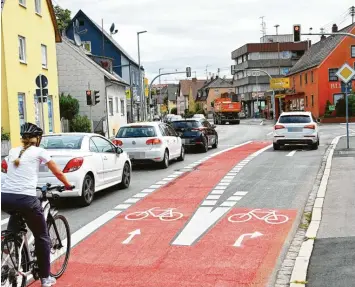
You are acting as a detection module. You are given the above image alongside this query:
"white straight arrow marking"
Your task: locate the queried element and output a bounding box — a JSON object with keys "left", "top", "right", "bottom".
{"left": 233, "top": 231, "right": 263, "bottom": 247}
{"left": 122, "top": 229, "right": 141, "bottom": 244}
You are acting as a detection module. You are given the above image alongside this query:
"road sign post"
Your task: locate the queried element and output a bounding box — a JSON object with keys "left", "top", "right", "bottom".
{"left": 336, "top": 63, "right": 355, "bottom": 149}
{"left": 35, "top": 74, "right": 48, "bottom": 133}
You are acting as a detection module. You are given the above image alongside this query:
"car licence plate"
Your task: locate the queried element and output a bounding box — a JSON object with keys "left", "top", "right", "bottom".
{"left": 129, "top": 152, "right": 144, "bottom": 159}
{"left": 287, "top": 127, "right": 302, "bottom": 132}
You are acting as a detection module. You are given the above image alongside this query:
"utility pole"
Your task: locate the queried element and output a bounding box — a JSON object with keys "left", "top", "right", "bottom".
{"left": 350, "top": 6, "right": 355, "bottom": 23}
{"left": 137, "top": 30, "right": 147, "bottom": 120}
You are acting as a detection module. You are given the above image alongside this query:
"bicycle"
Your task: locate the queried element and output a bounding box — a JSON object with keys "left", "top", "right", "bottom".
{"left": 1, "top": 183, "right": 74, "bottom": 287}
{"left": 228, "top": 208, "right": 289, "bottom": 225}
{"left": 125, "top": 207, "right": 183, "bottom": 221}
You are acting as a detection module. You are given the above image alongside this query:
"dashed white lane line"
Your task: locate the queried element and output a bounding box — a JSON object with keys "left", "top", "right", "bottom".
{"left": 114, "top": 204, "right": 132, "bottom": 210}
{"left": 234, "top": 191, "right": 248, "bottom": 196}
{"left": 133, "top": 193, "right": 149, "bottom": 198}
{"left": 124, "top": 198, "right": 141, "bottom": 204}
{"left": 206, "top": 195, "right": 221, "bottom": 200}
{"left": 286, "top": 150, "right": 297, "bottom": 157}
{"left": 211, "top": 190, "right": 225, "bottom": 195}
{"left": 201, "top": 200, "right": 218, "bottom": 206}
{"left": 267, "top": 131, "right": 274, "bottom": 136}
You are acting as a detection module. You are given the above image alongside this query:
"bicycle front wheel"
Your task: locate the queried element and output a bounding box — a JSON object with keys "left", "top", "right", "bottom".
{"left": 47, "top": 215, "right": 71, "bottom": 278}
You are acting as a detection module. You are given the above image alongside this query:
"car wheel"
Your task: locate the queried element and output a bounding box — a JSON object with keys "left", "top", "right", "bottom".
{"left": 311, "top": 141, "right": 318, "bottom": 150}
{"left": 78, "top": 174, "right": 95, "bottom": 207}
{"left": 119, "top": 162, "right": 131, "bottom": 189}
{"left": 160, "top": 149, "right": 169, "bottom": 169}
{"left": 177, "top": 146, "right": 185, "bottom": 161}
{"left": 201, "top": 136, "right": 208, "bottom": 153}
{"left": 212, "top": 135, "right": 218, "bottom": 149}
{"left": 273, "top": 143, "right": 280, "bottom": 151}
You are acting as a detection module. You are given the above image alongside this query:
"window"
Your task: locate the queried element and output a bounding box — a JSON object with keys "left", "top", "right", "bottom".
{"left": 311, "top": 71, "right": 314, "bottom": 83}
{"left": 82, "top": 41, "right": 91, "bottom": 52}
{"left": 121, "top": 100, "right": 125, "bottom": 115}
{"left": 329, "top": 68, "right": 338, "bottom": 81}
{"left": 40, "top": 135, "right": 84, "bottom": 149}
{"left": 311, "top": 95, "right": 314, "bottom": 107}
{"left": 117, "top": 126, "right": 157, "bottom": 138}
{"left": 18, "top": 93, "right": 26, "bottom": 128}
{"left": 352, "top": 46, "right": 355, "bottom": 58}
{"left": 333, "top": 94, "right": 344, "bottom": 106}
{"left": 18, "top": 36, "right": 26, "bottom": 63}
{"left": 115, "top": 97, "right": 119, "bottom": 113}
{"left": 19, "top": 0, "right": 26, "bottom": 7}
{"left": 34, "top": 0, "right": 41, "bottom": 14}
{"left": 79, "top": 20, "right": 85, "bottom": 26}
{"left": 305, "top": 73, "right": 308, "bottom": 84}
{"left": 166, "top": 125, "right": 177, "bottom": 137}
{"left": 279, "top": 115, "right": 311, "bottom": 124}
{"left": 89, "top": 139, "right": 99, "bottom": 152}
{"left": 159, "top": 124, "right": 169, "bottom": 136}
{"left": 305, "top": 96, "right": 308, "bottom": 107}
{"left": 299, "top": 74, "right": 302, "bottom": 86}
{"left": 41, "top": 44, "right": 47, "bottom": 68}
{"left": 108, "top": 98, "right": 113, "bottom": 115}
{"left": 91, "top": 136, "right": 116, "bottom": 153}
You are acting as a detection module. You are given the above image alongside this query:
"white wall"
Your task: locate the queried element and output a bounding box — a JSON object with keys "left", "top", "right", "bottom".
{"left": 106, "top": 83, "right": 127, "bottom": 138}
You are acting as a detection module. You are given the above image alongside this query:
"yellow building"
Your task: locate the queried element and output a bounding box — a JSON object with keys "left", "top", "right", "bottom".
{"left": 1, "top": 0, "right": 62, "bottom": 147}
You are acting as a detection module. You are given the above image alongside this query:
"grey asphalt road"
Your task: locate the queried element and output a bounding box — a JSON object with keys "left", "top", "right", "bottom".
{"left": 1, "top": 123, "right": 273, "bottom": 233}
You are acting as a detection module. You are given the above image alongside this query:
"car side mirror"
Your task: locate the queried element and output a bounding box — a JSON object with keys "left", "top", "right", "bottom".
{"left": 316, "top": 118, "right": 321, "bottom": 124}
{"left": 116, "top": 146, "right": 123, "bottom": 155}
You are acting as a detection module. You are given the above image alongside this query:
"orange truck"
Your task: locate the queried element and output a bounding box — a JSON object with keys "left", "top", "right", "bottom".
{"left": 213, "top": 97, "right": 241, "bottom": 125}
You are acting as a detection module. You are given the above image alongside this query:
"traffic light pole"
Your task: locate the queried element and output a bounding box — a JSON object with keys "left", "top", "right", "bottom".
{"left": 148, "top": 71, "right": 190, "bottom": 121}
{"left": 301, "top": 32, "right": 355, "bottom": 38}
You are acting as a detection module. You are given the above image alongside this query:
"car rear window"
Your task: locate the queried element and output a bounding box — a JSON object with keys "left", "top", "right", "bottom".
{"left": 171, "top": 121, "right": 201, "bottom": 129}
{"left": 279, "top": 115, "right": 311, "bottom": 124}
{"left": 116, "top": 126, "right": 157, "bottom": 138}
{"left": 40, "top": 135, "right": 84, "bottom": 149}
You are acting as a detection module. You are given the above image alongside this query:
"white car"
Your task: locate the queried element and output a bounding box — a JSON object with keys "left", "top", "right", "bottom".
{"left": 273, "top": 111, "right": 320, "bottom": 150}
{"left": 192, "top": 114, "right": 205, "bottom": 119}
{"left": 1, "top": 133, "right": 132, "bottom": 206}
{"left": 113, "top": 122, "right": 185, "bottom": 168}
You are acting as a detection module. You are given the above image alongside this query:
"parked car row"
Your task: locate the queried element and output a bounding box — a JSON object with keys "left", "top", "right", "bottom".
{"left": 0, "top": 119, "right": 219, "bottom": 208}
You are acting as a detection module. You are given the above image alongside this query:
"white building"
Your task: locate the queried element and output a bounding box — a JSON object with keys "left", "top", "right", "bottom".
{"left": 56, "top": 37, "right": 129, "bottom": 138}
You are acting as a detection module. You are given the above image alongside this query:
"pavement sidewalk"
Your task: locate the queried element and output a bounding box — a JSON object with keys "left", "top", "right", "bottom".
{"left": 306, "top": 136, "right": 355, "bottom": 287}
{"left": 240, "top": 118, "right": 274, "bottom": 125}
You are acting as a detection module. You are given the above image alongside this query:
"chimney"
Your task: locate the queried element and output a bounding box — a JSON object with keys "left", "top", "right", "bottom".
{"left": 332, "top": 24, "right": 338, "bottom": 33}
{"left": 192, "top": 78, "right": 197, "bottom": 82}
{"left": 321, "top": 34, "right": 326, "bottom": 41}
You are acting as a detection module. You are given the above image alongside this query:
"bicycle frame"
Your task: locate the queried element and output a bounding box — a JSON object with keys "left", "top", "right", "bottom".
{"left": 147, "top": 208, "right": 175, "bottom": 217}
{"left": 247, "top": 209, "right": 277, "bottom": 220}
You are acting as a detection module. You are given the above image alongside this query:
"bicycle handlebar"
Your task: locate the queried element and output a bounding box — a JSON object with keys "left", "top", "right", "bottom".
{"left": 36, "top": 183, "right": 75, "bottom": 193}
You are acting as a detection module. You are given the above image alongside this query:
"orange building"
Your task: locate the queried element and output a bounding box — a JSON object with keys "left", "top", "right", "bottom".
{"left": 286, "top": 23, "right": 355, "bottom": 120}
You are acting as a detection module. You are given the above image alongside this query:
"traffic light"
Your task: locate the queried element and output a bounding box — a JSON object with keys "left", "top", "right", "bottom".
{"left": 293, "top": 25, "right": 301, "bottom": 42}
{"left": 94, "top": 90, "right": 100, "bottom": 105}
{"left": 86, "top": 90, "right": 92, "bottom": 105}
{"left": 186, "top": 66, "right": 191, "bottom": 78}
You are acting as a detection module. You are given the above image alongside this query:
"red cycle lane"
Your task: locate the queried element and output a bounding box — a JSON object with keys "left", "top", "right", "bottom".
{"left": 31, "top": 142, "right": 287, "bottom": 287}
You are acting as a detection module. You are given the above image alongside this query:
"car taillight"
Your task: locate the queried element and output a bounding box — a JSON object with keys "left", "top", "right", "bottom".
{"left": 274, "top": 125, "right": 285, "bottom": 130}
{"left": 63, "top": 157, "right": 84, "bottom": 173}
{"left": 304, "top": 124, "right": 315, "bottom": 129}
{"left": 146, "top": 138, "right": 162, "bottom": 145}
{"left": 1, "top": 159, "right": 8, "bottom": 173}
{"left": 112, "top": 139, "right": 123, "bottom": 146}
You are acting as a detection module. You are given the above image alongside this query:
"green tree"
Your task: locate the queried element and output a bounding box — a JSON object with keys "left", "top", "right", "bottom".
{"left": 59, "top": 93, "right": 79, "bottom": 120}
{"left": 335, "top": 94, "right": 355, "bottom": 117}
{"left": 171, "top": 107, "right": 177, "bottom": 115}
{"left": 70, "top": 115, "right": 92, "bottom": 132}
{"left": 54, "top": 5, "right": 71, "bottom": 32}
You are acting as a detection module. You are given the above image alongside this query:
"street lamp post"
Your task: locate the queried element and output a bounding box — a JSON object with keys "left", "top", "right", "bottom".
{"left": 137, "top": 30, "right": 147, "bottom": 121}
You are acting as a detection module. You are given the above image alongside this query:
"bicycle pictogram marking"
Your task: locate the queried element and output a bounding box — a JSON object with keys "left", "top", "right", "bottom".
{"left": 125, "top": 207, "right": 183, "bottom": 222}
{"left": 228, "top": 209, "right": 289, "bottom": 225}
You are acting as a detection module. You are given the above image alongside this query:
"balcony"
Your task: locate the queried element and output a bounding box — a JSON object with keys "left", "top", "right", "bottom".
{"left": 234, "top": 59, "right": 294, "bottom": 70}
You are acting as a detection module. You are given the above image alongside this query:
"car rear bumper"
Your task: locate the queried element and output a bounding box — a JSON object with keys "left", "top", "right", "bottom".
{"left": 127, "top": 149, "right": 165, "bottom": 162}
{"left": 181, "top": 137, "right": 204, "bottom": 147}
{"left": 273, "top": 134, "right": 318, "bottom": 145}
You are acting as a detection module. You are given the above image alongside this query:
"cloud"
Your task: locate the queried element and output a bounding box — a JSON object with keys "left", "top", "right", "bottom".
{"left": 57, "top": 0, "right": 354, "bottom": 81}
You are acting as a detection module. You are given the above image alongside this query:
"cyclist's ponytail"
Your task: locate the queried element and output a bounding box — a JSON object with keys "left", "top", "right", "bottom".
{"left": 14, "top": 137, "right": 36, "bottom": 167}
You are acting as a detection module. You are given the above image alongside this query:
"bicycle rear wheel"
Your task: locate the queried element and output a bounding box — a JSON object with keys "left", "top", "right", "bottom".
{"left": 1, "top": 235, "right": 29, "bottom": 287}
{"left": 47, "top": 215, "right": 71, "bottom": 278}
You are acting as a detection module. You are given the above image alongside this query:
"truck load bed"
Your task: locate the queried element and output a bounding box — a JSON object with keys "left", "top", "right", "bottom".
{"left": 214, "top": 98, "right": 241, "bottom": 113}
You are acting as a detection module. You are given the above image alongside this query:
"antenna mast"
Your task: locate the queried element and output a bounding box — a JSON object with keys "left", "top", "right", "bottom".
{"left": 260, "top": 16, "right": 266, "bottom": 38}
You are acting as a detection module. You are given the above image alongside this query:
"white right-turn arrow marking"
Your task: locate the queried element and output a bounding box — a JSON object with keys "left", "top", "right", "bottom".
{"left": 233, "top": 231, "right": 263, "bottom": 247}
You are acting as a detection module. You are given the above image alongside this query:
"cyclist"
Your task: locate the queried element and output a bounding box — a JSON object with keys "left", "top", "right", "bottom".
{"left": 1, "top": 122, "right": 73, "bottom": 287}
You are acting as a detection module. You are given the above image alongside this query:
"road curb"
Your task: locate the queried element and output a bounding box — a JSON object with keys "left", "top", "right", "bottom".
{"left": 274, "top": 135, "right": 343, "bottom": 287}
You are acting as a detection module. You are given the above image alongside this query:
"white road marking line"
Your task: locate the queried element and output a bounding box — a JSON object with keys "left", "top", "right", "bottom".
{"left": 228, "top": 196, "right": 243, "bottom": 201}
{"left": 149, "top": 185, "right": 162, "bottom": 189}
{"left": 223, "top": 176, "right": 234, "bottom": 180}
{"left": 162, "top": 177, "right": 174, "bottom": 181}
{"left": 211, "top": 190, "right": 225, "bottom": 195}
{"left": 286, "top": 150, "right": 297, "bottom": 157}
{"left": 174, "top": 171, "right": 185, "bottom": 175}
{"left": 214, "top": 185, "right": 228, "bottom": 190}
{"left": 1, "top": 218, "right": 9, "bottom": 225}
{"left": 206, "top": 195, "right": 221, "bottom": 200}
{"left": 133, "top": 193, "right": 149, "bottom": 198}
{"left": 167, "top": 175, "right": 179, "bottom": 178}
{"left": 267, "top": 131, "right": 273, "bottom": 136}
{"left": 114, "top": 204, "right": 131, "bottom": 210}
{"left": 234, "top": 191, "right": 248, "bottom": 196}
{"left": 220, "top": 201, "right": 237, "bottom": 207}
{"left": 201, "top": 200, "right": 218, "bottom": 206}
{"left": 141, "top": 188, "right": 155, "bottom": 193}
{"left": 221, "top": 179, "right": 232, "bottom": 183}
{"left": 227, "top": 173, "right": 238, "bottom": 176}
{"left": 124, "top": 198, "right": 141, "bottom": 204}
{"left": 155, "top": 181, "right": 168, "bottom": 185}
{"left": 341, "top": 126, "right": 355, "bottom": 132}
{"left": 218, "top": 182, "right": 230, "bottom": 186}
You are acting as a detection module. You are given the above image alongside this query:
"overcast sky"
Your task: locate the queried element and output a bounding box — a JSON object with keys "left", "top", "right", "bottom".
{"left": 55, "top": 0, "right": 354, "bottom": 83}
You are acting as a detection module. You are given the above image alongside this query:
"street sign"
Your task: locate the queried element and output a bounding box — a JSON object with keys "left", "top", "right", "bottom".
{"left": 35, "top": 74, "right": 48, "bottom": 88}
{"left": 144, "top": 78, "right": 149, "bottom": 97}
{"left": 329, "top": 105, "right": 335, "bottom": 111}
{"left": 270, "top": 78, "right": 290, "bottom": 89}
{"left": 341, "top": 81, "right": 353, "bottom": 93}
{"left": 336, "top": 63, "right": 355, "bottom": 84}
